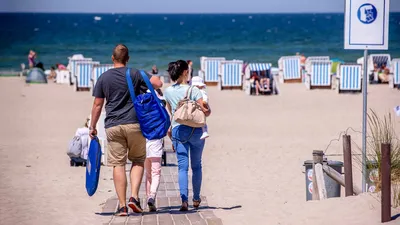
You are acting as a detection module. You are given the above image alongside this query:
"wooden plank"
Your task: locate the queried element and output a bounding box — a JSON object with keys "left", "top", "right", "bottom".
{"left": 315, "top": 163, "right": 327, "bottom": 199}
{"left": 322, "top": 164, "right": 361, "bottom": 195}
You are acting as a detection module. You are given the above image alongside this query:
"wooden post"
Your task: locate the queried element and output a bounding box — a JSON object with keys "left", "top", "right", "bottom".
{"left": 381, "top": 143, "right": 391, "bottom": 223}
{"left": 343, "top": 135, "right": 354, "bottom": 197}
{"left": 312, "top": 150, "right": 324, "bottom": 200}
{"left": 315, "top": 164, "right": 327, "bottom": 199}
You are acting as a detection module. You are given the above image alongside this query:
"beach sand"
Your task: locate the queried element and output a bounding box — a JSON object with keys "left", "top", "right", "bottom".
{"left": 0, "top": 77, "right": 399, "bottom": 225}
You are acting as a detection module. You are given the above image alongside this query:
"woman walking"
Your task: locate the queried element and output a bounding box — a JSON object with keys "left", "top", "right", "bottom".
{"left": 164, "top": 60, "right": 211, "bottom": 211}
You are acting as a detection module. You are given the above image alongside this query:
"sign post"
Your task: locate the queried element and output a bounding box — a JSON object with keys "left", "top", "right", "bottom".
{"left": 344, "top": 0, "right": 390, "bottom": 192}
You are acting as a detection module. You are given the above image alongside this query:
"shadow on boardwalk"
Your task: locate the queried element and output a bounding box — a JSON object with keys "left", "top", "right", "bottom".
{"left": 96, "top": 152, "right": 241, "bottom": 225}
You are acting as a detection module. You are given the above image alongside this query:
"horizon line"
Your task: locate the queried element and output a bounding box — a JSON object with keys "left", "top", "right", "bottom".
{"left": 1, "top": 11, "right": 400, "bottom": 14}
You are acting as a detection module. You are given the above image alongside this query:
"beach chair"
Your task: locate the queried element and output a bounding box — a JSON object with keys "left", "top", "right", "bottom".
{"left": 218, "top": 60, "right": 244, "bottom": 90}
{"left": 199, "top": 57, "right": 226, "bottom": 86}
{"left": 67, "top": 54, "right": 93, "bottom": 85}
{"left": 305, "top": 61, "right": 332, "bottom": 89}
{"left": 278, "top": 56, "right": 302, "bottom": 83}
{"left": 75, "top": 61, "right": 99, "bottom": 91}
{"left": 244, "top": 63, "right": 278, "bottom": 95}
{"left": 92, "top": 64, "right": 114, "bottom": 89}
{"left": 305, "top": 56, "right": 330, "bottom": 64}
{"left": 336, "top": 63, "right": 362, "bottom": 93}
{"left": 56, "top": 70, "right": 71, "bottom": 84}
{"left": 357, "top": 54, "right": 391, "bottom": 83}
{"left": 389, "top": 59, "right": 400, "bottom": 89}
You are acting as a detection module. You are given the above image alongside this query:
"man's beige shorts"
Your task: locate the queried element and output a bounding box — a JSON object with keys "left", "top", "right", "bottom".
{"left": 105, "top": 123, "right": 146, "bottom": 166}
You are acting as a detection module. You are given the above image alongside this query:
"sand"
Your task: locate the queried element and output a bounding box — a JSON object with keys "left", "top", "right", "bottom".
{"left": 0, "top": 76, "right": 399, "bottom": 225}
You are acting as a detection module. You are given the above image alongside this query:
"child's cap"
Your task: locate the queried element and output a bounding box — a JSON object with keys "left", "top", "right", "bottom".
{"left": 191, "top": 76, "right": 206, "bottom": 87}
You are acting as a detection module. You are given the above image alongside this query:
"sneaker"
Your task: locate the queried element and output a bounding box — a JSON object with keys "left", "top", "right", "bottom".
{"left": 128, "top": 197, "right": 143, "bottom": 213}
{"left": 114, "top": 206, "right": 128, "bottom": 216}
{"left": 200, "top": 132, "right": 209, "bottom": 140}
{"left": 147, "top": 197, "right": 157, "bottom": 212}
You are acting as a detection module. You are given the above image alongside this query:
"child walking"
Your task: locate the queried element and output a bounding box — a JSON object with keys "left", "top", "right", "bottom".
{"left": 191, "top": 76, "right": 209, "bottom": 139}
{"left": 144, "top": 89, "right": 166, "bottom": 212}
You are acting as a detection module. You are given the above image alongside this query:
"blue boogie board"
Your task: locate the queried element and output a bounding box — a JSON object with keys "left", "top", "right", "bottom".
{"left": 86, "top": 137, "right": 102, "bottom": 196}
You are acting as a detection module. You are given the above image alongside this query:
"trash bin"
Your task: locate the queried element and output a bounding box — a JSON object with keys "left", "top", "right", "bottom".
{"left": 303, "top": 160, "right": 343, "bottom": 201}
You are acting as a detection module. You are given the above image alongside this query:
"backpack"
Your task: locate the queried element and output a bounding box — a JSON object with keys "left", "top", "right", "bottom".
{"left": 173, "top": 86, "right": 206, "bottom": 128}
{"left": 67, "top": 135, "right": 82, "bottom": 158}
{"left": 126, "top": 68, "right": 171, "bottom": 140}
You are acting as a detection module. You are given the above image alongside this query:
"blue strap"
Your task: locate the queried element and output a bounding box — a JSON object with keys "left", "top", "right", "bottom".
{"left": 125, "top": 68, "right": 167, "bottom": 117}
{"left": 139, "top": 70, "right": 165, "bottom": 109}
{"left": 126, "top": 68, "right": 136, "bottom": 102}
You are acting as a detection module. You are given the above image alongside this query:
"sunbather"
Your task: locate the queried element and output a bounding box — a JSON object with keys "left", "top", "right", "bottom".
{"left": 378, "top": 63, "right": 390, "bottom": 83}
{"left": 259, "top": 71, "right": 271, "bottom": 91}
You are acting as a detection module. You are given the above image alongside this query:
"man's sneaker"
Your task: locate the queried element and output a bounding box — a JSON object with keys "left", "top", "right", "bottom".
{"left": 147, "top": 197, "right": 157, "bottom": 212}
{"left": 114, "top": 206, "right": 128, "bottom": 216}
{"left": 128, "top": 197, "right": 143, "bottom": 213}
{"left": 200, "top": 132, "right": 209, "bottom": 140}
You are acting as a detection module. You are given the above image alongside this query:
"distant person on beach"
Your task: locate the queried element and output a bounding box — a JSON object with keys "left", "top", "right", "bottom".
{"left": 191, "top": 76, "right": 210, "bottom": 139}
{"left": 144, "top": 89, "right": 166, "bottom": 212}
{"left": 251, "top": 71, "right": 261, "bottom": 95}
{"left": 378, "top": 63, "right": 390, "bottom": 82}
{"left": 152, "top": 65, "right": 158, "bottom": 74}
{"left": 259, "top": 70, "right": 271, "bottom": 91}
{"left": 187, "top": 60, "right": 193, "bottom": 82}
{"left": 28, "top": 50, "right": 36, "bottom": 68}
{"left": 56, "top": 63, "right": 67, "bottom": 70}
{"left": 48, "top": 66, "right": 57, "bottom": 79}
{"left": 89, "top": 44, "right": 162, "bottom": 216}
{"left": 164, "top": 60, "right": 211, "bottom": 211}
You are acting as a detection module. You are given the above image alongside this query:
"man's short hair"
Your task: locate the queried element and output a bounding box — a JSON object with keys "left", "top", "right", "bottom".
{"left": 112, "top": 44, "right": 129, "bottom": 64}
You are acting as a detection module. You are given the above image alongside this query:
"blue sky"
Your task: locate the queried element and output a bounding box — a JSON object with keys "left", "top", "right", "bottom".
{"left": 1, "top": 0, "right": 399, "bottom": 13}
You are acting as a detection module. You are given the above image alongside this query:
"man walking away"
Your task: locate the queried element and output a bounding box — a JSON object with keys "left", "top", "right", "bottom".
{"left": 89, "top": 44, "right": 162, "bottom": 216}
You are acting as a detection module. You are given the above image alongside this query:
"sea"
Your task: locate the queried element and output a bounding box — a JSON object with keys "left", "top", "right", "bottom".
{"left": 0, "top": 13, "right": 399, "bottom": 72}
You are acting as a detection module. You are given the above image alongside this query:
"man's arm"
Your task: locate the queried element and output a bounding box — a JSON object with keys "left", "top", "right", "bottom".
{"left": 89, "top": 97, "right": 104, "bottom": 138}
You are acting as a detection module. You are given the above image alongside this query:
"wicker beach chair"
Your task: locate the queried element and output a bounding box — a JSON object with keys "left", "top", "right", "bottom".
{"left": 199, "top": 57, "right": 226, "bottom": 86}
{"left": 278, "top": 56, "right": 302, "bottom": 83}
{"left": 336, "top": 63, "right": 362, "bottom": 93}
{"left": 305, "top": 60, "right": 333, "bottom": 90}
{"left": 92, "top": 64, "right": 114, "bottom": 89}
{"left": 244, "top": 63, "right": 278, "bottom": 95}
{"left": 218, "top": 60, "right": 244, "bottom": 90}
{"left": 389, "top": 58, "right": 400, "bottom": 89}
{"left": 75, "top": 61, "right": 99, "bottom": 91}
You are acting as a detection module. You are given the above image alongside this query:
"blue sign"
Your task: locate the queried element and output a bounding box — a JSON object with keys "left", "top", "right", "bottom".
{"left": 357, "top": 3, "right": 378, "bottom": 24}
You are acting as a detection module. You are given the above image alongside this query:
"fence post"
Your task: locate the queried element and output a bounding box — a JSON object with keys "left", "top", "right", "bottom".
{"left": 381, "top": 143, "right": 391, "bottom": 223}
{"left": 312, "top": 150, "right": 324, "bottom": 200}
{"left": 343, "top": 135, "right": 354, "bottom": 196}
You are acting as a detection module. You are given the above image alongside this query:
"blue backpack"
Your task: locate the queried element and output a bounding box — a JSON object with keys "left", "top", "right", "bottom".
{"left": 125, "top": 68, "right": 170, "bottom": 140}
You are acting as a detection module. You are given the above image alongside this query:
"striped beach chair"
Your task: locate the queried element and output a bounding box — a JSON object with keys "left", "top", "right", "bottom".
{"left": 336, "top": 64, "right": 362, "bottom": 93}
{"left": 357, "top": 54, "right": 391, "bottom": 83}
{"left": 218, "top": 60, "right": 243, "bottom": 90}
{"left": 244, "top": 63, "right": 278, "bottom": 95}
{"left": 92, "top": 64, "right": 114, "bottom": 89}
{"left": 68, "top": 57, "right": 93, "bottom": 85}
{"left": 389, "top": 59, "right": 400, "bottom": 89}
{"left": 278, "top": 56, "right": 302, "bottom": 83}
{"left": 305, "top": 56, "right": 330, "bottom": 64}
{"left": 75, "top": 61, "right": 99, "bottom": 91}
{"left": 305, "top": 61, "right": 332, "bottom": 89}
{"left": 199, "top": 57, "right": 226, "bottom": 86}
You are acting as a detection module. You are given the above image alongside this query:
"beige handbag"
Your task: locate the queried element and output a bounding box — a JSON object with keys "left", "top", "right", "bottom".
{"left": 173, "top": 86, "right": 206, "bottom": 128}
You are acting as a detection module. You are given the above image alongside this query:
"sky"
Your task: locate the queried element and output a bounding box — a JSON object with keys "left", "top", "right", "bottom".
{"left": 1, "top": 0, "right": 400, "bottom": 13}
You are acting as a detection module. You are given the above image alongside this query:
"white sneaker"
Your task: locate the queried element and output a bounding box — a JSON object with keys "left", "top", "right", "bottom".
{"left": 200, "top": 132, "right": 209, "bottom": 140}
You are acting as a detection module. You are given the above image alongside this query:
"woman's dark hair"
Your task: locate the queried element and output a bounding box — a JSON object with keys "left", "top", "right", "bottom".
{"left": 167, "top": 60, "right": 188, "bottom": 81}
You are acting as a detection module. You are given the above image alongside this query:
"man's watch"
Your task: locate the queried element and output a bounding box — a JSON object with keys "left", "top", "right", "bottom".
{"left": 89, "top": 126, "right": 96, "bottom": 130}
